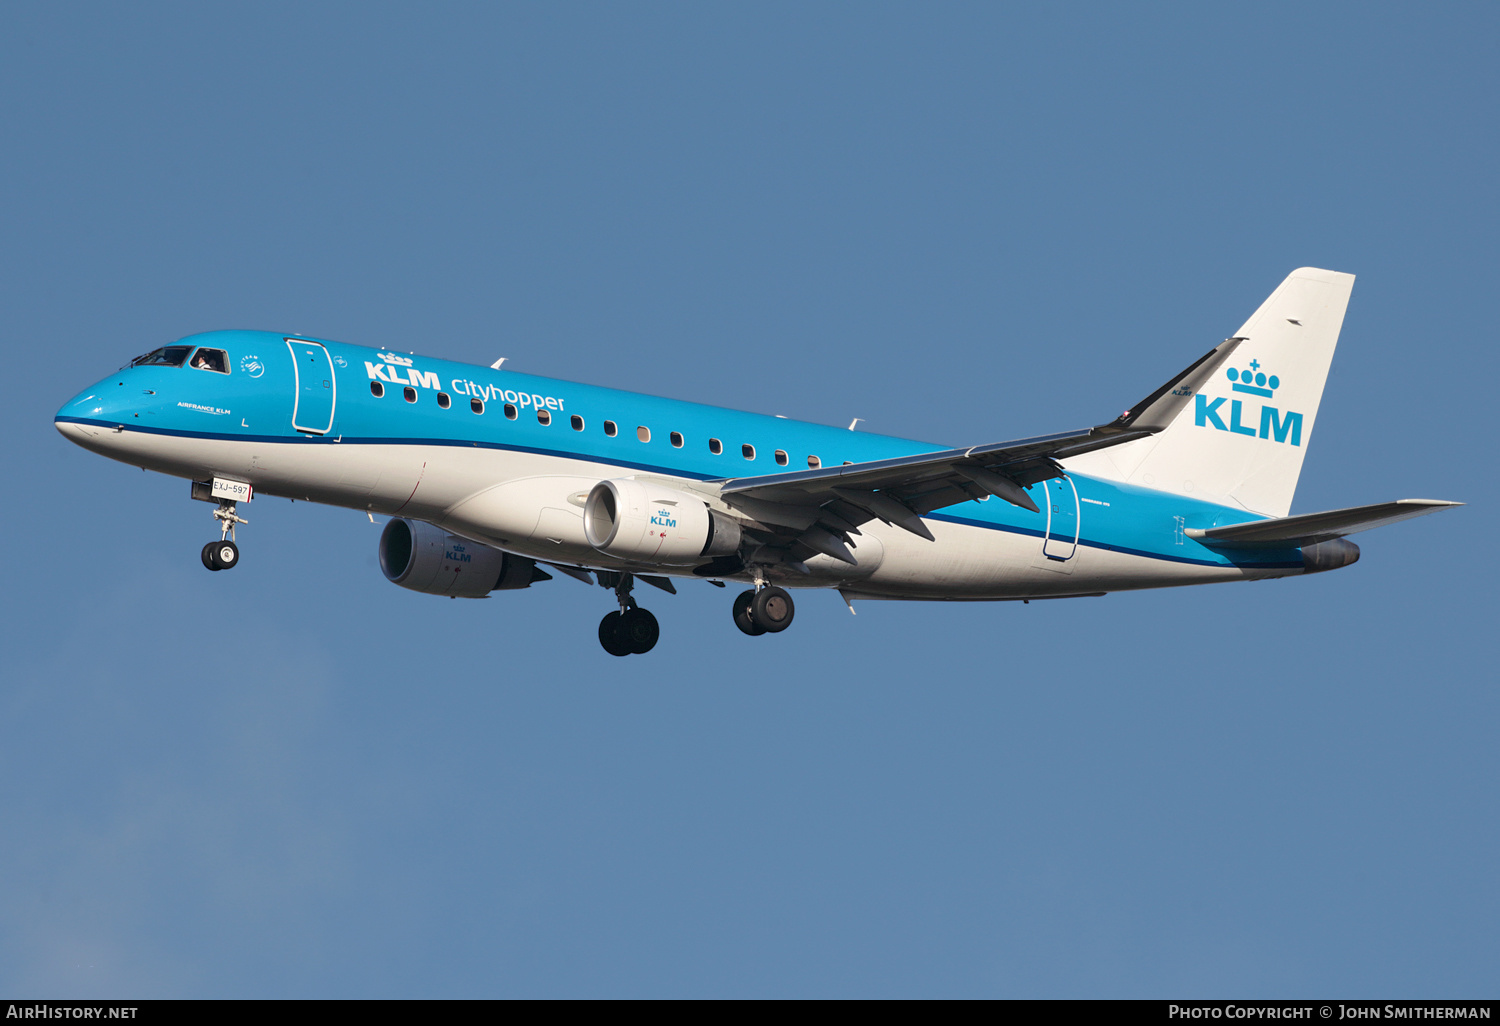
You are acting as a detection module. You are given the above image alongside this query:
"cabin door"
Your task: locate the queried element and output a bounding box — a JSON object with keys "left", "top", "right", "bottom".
{"left": 1040, "top": 474, "right": 1080, "bottom": 567}
{"left": 287, "top": 339, "right": 336, "bottom": 434}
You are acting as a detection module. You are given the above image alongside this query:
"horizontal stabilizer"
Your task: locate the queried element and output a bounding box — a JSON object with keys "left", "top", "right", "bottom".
{"left": 1185, "top": 499, "right": 1461, "bottom": 548}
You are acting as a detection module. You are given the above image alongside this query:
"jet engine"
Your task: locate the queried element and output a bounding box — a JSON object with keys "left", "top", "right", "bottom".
{"left": 379, "top": 517, "right": 549, "bottom": 597}
{"left": 584, "top": 479, "right": 742, "bottom": 564}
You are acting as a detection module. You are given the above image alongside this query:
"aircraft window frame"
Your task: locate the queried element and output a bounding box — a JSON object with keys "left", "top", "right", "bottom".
{"left": 742, "top": 444, "right": 756, "bottom": 460}
{"left": 471, "top": 398, "right": 484, "bottom": 414}
{"left": 774, "top": 449, "right": 788, "bottom": 466}
{"left": 708, "top": 437, "right": 722, "bottom": 455}
{"left": 808, "top": 455, "right": 821, "bottom": 469}
{"left": 604, "top": 420, "right": 618, "bottom": 437}
{"left": 130, "top": 345, "right": 192, "bottom": 368}
{"left": 370, "top": 381, "right": 385, "bottom": 398}
{"left": 403, "top": 386, "right": 417, "bottom": 403}
{"left": 538, "top": 409, "right": 552, "bottom": 426}
{"left": 637, "top": 426, "right": 650, "bottom": 443}
{"left": 571, "top": 415, "right": 584, "bottom": 431}
{"left": 504, "top": 403, "right": 518, "bottom": 419}
{"left": 189, "top": 348, "right": 230, "bottom": 374}
{"left": 670, "top": 431, "right": 683, "bottom": 448}
{"left": 436, "top": 392, "right": 451, "bottom": 409}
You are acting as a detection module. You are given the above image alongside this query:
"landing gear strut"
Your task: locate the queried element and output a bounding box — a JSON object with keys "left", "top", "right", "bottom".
{"left": 597, "top": 572, "right": 660, "bottom": 656}
{"left": 732, "top": 584, "right": 794, "bottom": 636}
{"left": 201, "top": 500, "right": 247, "bottom": 571}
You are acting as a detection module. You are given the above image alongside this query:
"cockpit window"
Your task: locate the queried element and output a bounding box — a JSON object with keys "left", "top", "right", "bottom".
{"left": 130, "top": 346, "right": 192, "bottom": 368}
{"left": 189, "top": 348, "right": 229, "bottom": 373}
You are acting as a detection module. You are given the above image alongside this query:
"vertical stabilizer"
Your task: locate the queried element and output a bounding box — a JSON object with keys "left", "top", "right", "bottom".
{"left": 1065, "top": 268, "right": 1354, "bottom": 517}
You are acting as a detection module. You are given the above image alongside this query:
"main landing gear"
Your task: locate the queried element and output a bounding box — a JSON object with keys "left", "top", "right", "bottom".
{"left": 732, "top": 585, "right": 794, "bottom": 636}
{"left": 201, "top": 500, "right": 247, "bottom": 572}
{"left": 597, "top": 571, "right": 659, "bottom": 657}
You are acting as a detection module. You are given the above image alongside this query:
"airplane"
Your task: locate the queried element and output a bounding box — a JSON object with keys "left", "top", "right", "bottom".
{"left": 54, "top": 267, "right": 1460, "bottom": 656}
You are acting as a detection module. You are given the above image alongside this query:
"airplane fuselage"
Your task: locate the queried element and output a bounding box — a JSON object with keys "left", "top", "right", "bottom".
{"left": 56, "top": 330, "right": 1304, "bottom": 602}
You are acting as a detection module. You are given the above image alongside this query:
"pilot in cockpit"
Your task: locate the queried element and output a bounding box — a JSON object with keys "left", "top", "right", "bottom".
{"left": 191, "top": 349, "right": 227, "bottom": 373}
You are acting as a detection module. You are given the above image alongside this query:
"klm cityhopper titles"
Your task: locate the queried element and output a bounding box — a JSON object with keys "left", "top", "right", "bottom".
{"left": 55, "top": 268, "right": 1459, "bottom": 656}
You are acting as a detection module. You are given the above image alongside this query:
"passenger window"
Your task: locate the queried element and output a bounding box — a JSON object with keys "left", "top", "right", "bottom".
{"left": 774, "top": 450, "right": 788, "bottom": 466}
{"left": 571, "top": 415, "right": 584, "bottom": 431}
{"left": 637, "top": 426, "right": 650, "bottom": 442}
{"left": 808, "top": 455, "right": 821, "bottom": 469}
{"left": 403, "top": 387, "right": 417, "bottom": 403}
{"left": 130, "top": 346, "right": 192, "bottom": 367}
{"left": 604, "top": 420, "right": 618, "bottom": 437}
{"left": 471, "top": 398, "right": 484, "bottom": 414}
{"left": 436, "top": 392, "right": 451, "bottom": 409}
{"left": 189, "top": 348, "right": 229, "bottom": 373}
{"left": 504, "top": 404, "right": 518, "bottom": 419}
{"left": 709, "top": 438, "right": 722, "bottom": 455}
{"left": 670, "top": 431, "right": 683, "bottom": 448}
{"left": 742, "top": 444, "right": 755, "bottom": 460}
{"left": 538, "top": 409, "right": 551, "bottom": 426}
{"left": 370, "top": 381, "right": 385, "bottom": 398}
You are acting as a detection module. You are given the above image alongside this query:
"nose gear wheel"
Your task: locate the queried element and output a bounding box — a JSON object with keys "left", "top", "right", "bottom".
{"left": 201, "top": 539, "right": 239, "bottom": 571}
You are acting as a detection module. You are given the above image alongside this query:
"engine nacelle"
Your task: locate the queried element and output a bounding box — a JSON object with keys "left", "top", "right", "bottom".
{"left": 379, "top": 517, "right": 545, "bottom": 597}
{"left": 1301, "top": 537, "right": 1360, "bottom": 574}
{"left": 584, "top": 479, "right": 741, "bottom": 565}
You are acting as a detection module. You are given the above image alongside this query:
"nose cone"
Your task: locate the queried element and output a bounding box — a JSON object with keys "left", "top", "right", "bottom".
{"left": 56, "top": 417, "right": 100, "bottom": 445}
{"left": 55, "top": 378, "right": 125, "bottom": 452}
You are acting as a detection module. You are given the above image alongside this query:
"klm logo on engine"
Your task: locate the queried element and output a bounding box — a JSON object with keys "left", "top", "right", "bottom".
{"left": 1195, "top": 361, "right": 1303, "bottom": 446}
{"left": 446, "top": 543, "right": 471, "bottom": 563}
{"left": 650, "top": 509, "right": 677, "bottom": 529}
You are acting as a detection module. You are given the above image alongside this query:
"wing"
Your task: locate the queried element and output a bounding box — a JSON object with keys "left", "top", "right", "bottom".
{"left": 699, "top": 338, "right": 1244, "bottom": 570}
{"left": 1184, "top": 499, "right": 1462, "bottom": 548}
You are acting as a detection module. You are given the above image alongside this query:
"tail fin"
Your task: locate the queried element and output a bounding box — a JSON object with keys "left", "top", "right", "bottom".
{"left": 1066, "top": 267, "right": 1354, "bottom": 517}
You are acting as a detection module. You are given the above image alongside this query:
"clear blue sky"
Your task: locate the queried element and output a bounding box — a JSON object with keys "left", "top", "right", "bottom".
{"left": 1, "top": 2, "right": 1495, "bottom": 998}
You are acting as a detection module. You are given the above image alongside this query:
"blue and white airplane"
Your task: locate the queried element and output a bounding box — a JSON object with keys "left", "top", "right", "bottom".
{"left": 56, "top": 268, "right": 1458, "bottom": 655}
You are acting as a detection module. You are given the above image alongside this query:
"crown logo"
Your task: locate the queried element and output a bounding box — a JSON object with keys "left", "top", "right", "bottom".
{"left": 1226, "top": 360, "right": 1279, "bottom": 398}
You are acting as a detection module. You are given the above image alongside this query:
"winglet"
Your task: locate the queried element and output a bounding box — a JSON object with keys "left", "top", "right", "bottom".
{"left": 1099, "top": 337, "right": 1245, "bottom": 435}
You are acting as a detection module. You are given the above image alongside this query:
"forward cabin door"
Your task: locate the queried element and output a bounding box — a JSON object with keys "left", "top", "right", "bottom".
{"left": 287, "top": 339, "right": 336, "bottom": 434}
{"left": 1037, "top": 474, "right": 1080, "bottom": 571}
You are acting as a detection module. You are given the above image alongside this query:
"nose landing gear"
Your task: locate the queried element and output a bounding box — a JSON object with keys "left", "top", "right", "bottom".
{"left": 732, "top": 584, "right": 794, "bottom": 636}
{"left": 201, "top": 500, "right": 247, "bottom": 571}
{"left": 597, "top": 572, "right": 660, "bottom": 656}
